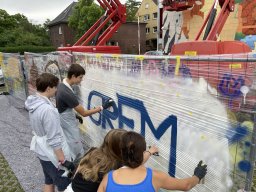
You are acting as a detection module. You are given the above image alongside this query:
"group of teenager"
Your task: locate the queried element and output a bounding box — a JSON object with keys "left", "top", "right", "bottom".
{"left": 25, "top": 63, "right": 207, "bottom": 192}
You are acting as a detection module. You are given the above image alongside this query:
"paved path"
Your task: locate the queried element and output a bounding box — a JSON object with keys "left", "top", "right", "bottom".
{"left": 0, "top": 95, "right": 43, "bottom": 192}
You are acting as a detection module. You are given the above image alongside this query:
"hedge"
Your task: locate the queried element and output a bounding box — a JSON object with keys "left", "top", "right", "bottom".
{"left": 0, "top": 46, "right": 56, "bottom": 54}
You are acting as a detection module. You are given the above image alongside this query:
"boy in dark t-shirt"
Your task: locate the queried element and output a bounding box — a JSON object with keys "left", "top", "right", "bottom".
{"left": 56, "top": 64, "right": 115, "bottom": 160}
{"left": 56, "top": 83, "right": 79, "bottom": 113}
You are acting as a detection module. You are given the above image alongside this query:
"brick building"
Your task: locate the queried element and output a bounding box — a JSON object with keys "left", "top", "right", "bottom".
{"left": 109, "top": 22, "right": 147, "bottom": 54}
{"left": 48, "top": 2, "right": 77, "bottom": 48}
{"left": 136, "top": 0, "right": 158, "bottom": 51}
{"left": 48, "top": 2, "right": 147, "bottom": 54}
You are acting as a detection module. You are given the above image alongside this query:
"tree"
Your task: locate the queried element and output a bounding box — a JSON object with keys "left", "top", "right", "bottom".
{"left": 0, "top": 9, "right": 16, "bottom": 31}
{"left": 68, "top": 0, "right": 104, "bottom": 39}
{"left": 43, "top": 19, "right": 51, "bottom": 31}
{"left": 0, "top": 9, "right": 51, "bottom": 47}
{"left": 125, "top": 0, "right": 141, "bottom": 22}
{"left": 68, "top": 0, "right": 141, "bottom": 40}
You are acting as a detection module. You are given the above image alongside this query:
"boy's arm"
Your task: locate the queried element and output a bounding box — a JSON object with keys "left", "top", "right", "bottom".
{"left": 54, "top": 148, "right": 65, "bottom": 162}
{"left": 75, "top": 98, "right": 115, "bottom": 117}
{"left": 75, "top": 104, "right": 102, "bottom": 117}
{"left": 42, "top": 107, "right": 64, "bottom": 160}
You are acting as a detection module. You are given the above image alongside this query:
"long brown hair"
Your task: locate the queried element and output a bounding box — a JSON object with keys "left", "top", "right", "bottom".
{"left": 77, "top": 148, "right": 114, "bottom": 182}
{"left": 77, "top": 129, "right": 126, "bottom": 182}
{"left": 100, "top": 129, "right": 127, "bottom": 163}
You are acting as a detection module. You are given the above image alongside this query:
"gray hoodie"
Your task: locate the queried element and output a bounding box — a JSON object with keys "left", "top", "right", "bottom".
{"left": 25, "top": 94, "right": 63, "bottom": 161}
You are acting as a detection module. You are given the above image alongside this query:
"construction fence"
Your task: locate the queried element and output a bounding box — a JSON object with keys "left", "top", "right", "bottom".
{"left": 1, "top": 51, "right": 256, "bottom": 192}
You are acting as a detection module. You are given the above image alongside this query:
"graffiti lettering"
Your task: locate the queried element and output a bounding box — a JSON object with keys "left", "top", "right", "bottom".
{"left": 161, "top": 63, "right": 191, "bottom": 78}
{"left": 87, "top": 91, "right": 118, "bottom": 128}
{"left": 130, "top": 61, "right": 141, "bottom": 74}
{"left": 218, "top": 74, "right": 244, "bottom": 98}
{"left": 88, "top": 90, "right": 177, "bottom": 176}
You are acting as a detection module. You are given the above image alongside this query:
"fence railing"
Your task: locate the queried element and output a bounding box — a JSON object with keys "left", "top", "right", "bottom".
{"left": 1, "top": 51, "right": 256, "bottom": 192}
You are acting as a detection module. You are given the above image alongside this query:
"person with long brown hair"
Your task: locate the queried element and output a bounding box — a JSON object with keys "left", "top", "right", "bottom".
{"left": 98, "top": 131, "right": 207, "bottom": 192}
{"left": 64, "top": 129, "right": 158, "bottom": 192}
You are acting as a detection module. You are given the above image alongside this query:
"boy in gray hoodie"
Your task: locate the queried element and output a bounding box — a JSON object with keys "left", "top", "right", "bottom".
{"left": 25, "top": 73, "right": 75, "bottom": 192}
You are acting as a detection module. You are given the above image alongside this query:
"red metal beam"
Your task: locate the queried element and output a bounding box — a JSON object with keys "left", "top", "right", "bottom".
{"left": 206, "top": 0, "right": 234, "bottom": 40}
{"left": 97, "top": 22, "right": 115, "bottom": 43}
{"left": 101, "top": 0, "right": 114, "bottom": 12}
{"left": 97, "top": 0, "right": 107, "bottom": 10}
{"left": 108, "top": 0, "right": 118, "bottom": 10}
{"left": 81, "top": 10, "right": 118, "bottom": 46}
{"left": 113, "top": 0, "right": 121, "bottom": 7}
{"left": 97, "top": 21, "right": 122, "bottom": 45}
{"left": 58, "top": 0, "right": 126, "bottom": 53}
{"left": 194, "top": 0, "right": 216, "bottom": 40}
{"left": 73, "top": 15, "right": 106, "bottom": 46}
{"left": 162, "top": 0, "right": 195, "bottom": 11}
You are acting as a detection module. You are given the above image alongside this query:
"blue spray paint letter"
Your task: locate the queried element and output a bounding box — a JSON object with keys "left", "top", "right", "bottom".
{"left": 88, "top": 91, "right": 118, "bottom": 129}
{"left": 117, "top": 93, "right": 177, "bottom": 177}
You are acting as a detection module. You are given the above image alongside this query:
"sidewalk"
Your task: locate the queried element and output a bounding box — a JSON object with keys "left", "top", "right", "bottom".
{"left": 0, "top": 95, "right": 43, "bottom": 192}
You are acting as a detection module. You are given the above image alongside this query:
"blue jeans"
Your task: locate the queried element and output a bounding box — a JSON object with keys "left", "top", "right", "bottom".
{"left": 39, "top": 159, "right": 71, "bottom": 191}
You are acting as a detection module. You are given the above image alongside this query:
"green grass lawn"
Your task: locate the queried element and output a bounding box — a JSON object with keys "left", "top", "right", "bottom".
{"left": 0, "top": 85, "right": 6, "bottom": 93}
{"left": 0, "top": 153, "right": 24, "bottom": 192}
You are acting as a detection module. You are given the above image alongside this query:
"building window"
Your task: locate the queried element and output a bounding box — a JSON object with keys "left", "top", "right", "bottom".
{"left": 59, "top": 26, "right": 62, "bottom": 35}
{"left": 146, "top": 28, "right": 150, "bottom": 34}
{"left": 144, "top": 14, "right": 150, "bottom": 21}
{"left": 153, "top": 26, "right": 157, "bottom": 33}
{"left": 145, "top": 3, "right": 149, "bottom": 9}
{"left": 146, "top": 40, "right": 150, "bottom": 45}
{"left": 140, "top": 16, "right": 144, "bottom": 22}
{"left": 109, "top": 41, "right": 118, "bottom": 46}
{"left": 153, "top": 12, "right": 157, "bottom": 19}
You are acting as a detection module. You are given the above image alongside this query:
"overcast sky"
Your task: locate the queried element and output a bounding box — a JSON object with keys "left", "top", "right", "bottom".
{"left": 0, "top": 0, "right": 77, "bottom": 24}
{"left": 1, "top": 0, "right": 129, "bottom": 25}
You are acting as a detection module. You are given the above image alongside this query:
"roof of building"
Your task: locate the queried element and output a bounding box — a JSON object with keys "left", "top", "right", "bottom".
{"left": 48, "top": 2, "right": 77, "bottom": 27}
{"left": 152, "top": 0, "right": 157, "bottom": 5}
{"left": 136, "top": 0, "right": 158, "bottom": 17}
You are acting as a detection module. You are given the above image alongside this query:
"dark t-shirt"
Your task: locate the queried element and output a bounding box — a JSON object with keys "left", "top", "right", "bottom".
{"left": 72, "top": 172, "right": 102, "bottom": 192}
{"left": 56, "top": 83, "right": 79, "bottom": 113}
